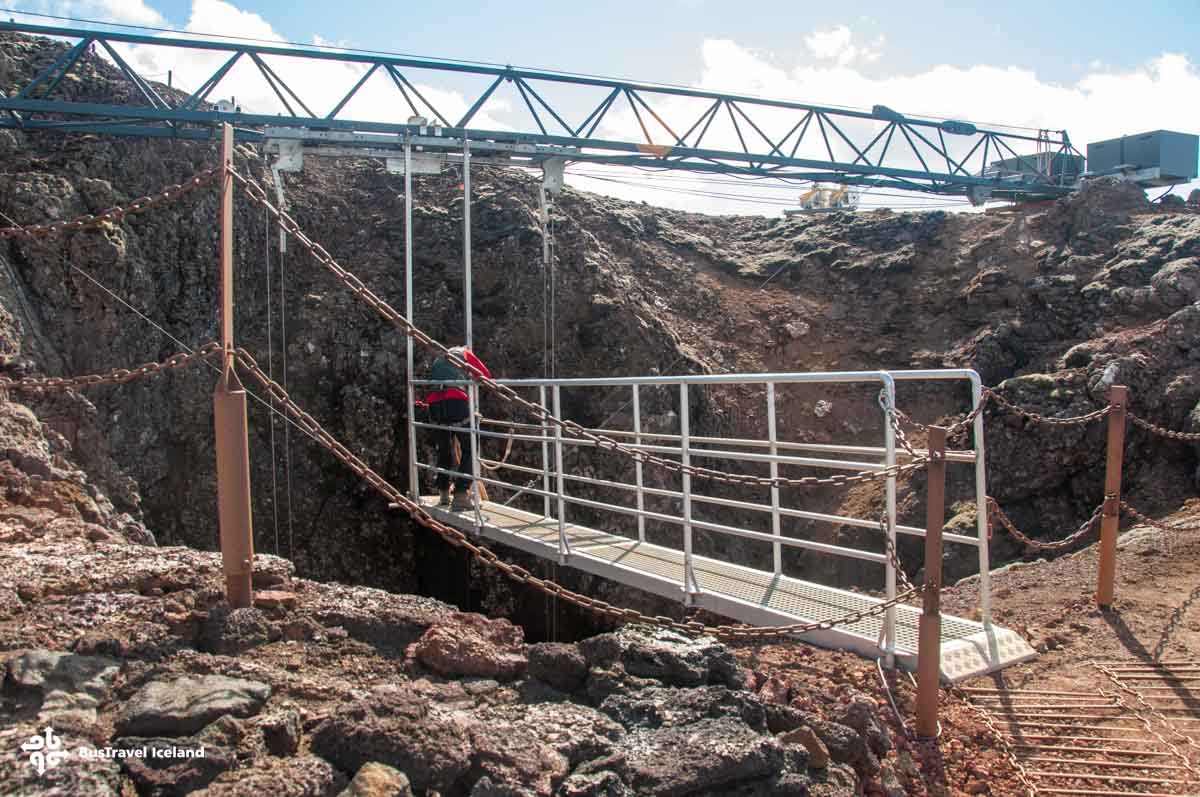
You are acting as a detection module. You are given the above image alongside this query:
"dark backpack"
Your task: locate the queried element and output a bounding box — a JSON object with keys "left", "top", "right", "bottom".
{"left": 430, "top": 354, "right": 467, "bottom": 390}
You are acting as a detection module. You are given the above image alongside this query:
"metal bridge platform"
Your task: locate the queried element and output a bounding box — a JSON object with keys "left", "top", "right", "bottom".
{"left": 423, "top": 497, "right": 1035, "bottom": 682}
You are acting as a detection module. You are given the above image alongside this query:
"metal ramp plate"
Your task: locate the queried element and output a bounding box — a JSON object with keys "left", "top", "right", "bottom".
{"left": 424, "top": 498, "right": 1035, "bottom": 682}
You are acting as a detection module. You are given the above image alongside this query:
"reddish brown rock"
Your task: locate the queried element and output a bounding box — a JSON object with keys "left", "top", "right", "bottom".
{"left": 412, "top": 612, "right": 527, "bottom": 681}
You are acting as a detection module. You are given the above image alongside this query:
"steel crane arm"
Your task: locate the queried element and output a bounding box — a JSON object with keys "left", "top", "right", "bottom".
{"left": 0, "top": 20, "right": 1079, "bottom": 200}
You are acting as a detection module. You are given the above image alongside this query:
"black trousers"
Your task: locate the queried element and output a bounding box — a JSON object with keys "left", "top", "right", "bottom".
{"left": 431, "top": 398, "right": 472, "bottom": 490}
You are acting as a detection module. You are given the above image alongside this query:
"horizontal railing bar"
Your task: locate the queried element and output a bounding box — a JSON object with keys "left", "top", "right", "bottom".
{"left": 417, "top": 462, "right": 889, "bottom": 563}
{"left": 417, "top": 367, "right": 980, "bottom": 388}
{"left": 415, "top": 421, "right": 888, "bottom": 472}
{"left": 422, "top": 447, "right": 981, "bottom": 546}
{"left": 477, "top": 418, "right": 977, "bottom": 463}
{"left": 551, "top": 493, "right": 889, "bottom": 563}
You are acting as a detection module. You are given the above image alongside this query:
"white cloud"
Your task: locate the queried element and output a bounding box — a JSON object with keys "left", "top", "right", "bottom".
{"left": 9, "top": 0, "right": 166, "bottom": 27}
{"left": 804, "top": 25, "right": 884, "bottom": 66}
{"left": 577, "top": 35, "right": 1200, "bottom": 214}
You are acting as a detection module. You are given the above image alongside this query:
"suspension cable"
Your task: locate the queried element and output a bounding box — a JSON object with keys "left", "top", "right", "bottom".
{"left": 279, "top": 212, "right": 296, "bottom": 560}
{"left": 265, "top": 203, "right": 281, "bottom": 557}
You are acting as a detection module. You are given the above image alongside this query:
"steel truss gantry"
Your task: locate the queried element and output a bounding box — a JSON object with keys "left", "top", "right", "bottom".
{"left": 0, "top": 20, "right": 1080, "bottom": 202}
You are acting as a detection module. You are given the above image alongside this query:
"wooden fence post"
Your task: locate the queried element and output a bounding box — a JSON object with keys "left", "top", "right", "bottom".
{"left": 916, "top": 425, "right": 947, "bottom": 738}
{"left": 1096, "top": 385, "right": 1128, "bottom": 609}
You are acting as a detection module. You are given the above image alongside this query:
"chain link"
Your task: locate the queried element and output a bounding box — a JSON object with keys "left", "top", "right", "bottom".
{"left": 953, "top": 687, "right": 1039, "bottom": 797}
{"left": 1152, "top": 581, "right": 1200, "bottom": 663}
{"left": 889, "top": 391, "right": 990, "bottom": 443}
{"left": 1121, "top": 501, "right": 1200, "bottom": 534}
{"left": 878, "top": 512, "right": 917, "bottom": 597}
{"left": 0, "top": 170, "right": 220, "bottom": 241}
{"left": 1095, "top": 663, "right": 1200, "bottom": 776}
{"left": 234, "top": 346, "right": 920, "bottom": 641}
{"left": 986, "top": 497, "right": 1104, "bottom": 551}
{"left": 229, "top": 167, "right": 928, "bottom": 492}
{"left": 986, "top": 389, "right": 1112, "bottom": 427}
{"left": 1130, "top": 412, "right": 1200, "bottom": 442}
{"left": 0, "top": 343, "right": 223, "bottom": 392}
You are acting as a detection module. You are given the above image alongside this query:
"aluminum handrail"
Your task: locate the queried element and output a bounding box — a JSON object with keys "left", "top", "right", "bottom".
{"left": 411, "top": 367, "right": 993, "bottom": 640}
{"left": 415, "top": 367, "right": 976, "bottom": 389}
{"left": 477, "top": 417, "right": 978, "bottom": 464}
{"left": 416, "top": 461, "right": 887, "bottom": 563}
{"left": 416, "top": 421, "right": 887, "bottom": 471}
{"left": 477, "top": 458, "right": 980, "bottom": 546}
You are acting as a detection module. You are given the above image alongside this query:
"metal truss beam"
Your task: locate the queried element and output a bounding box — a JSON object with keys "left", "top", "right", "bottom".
{"left": 0, "top": 20, "right": 1081, "bottom": 200}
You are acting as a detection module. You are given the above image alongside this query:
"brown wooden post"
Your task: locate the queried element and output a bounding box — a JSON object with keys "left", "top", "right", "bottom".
{"left": 1096, "top": 385, "right": 1128, "bottom": 609}
{"left": 213, "top": 123, "right": 255, "bottom": 609}
{"left": 916, "top": 425, "right": 947, "bottom": 738}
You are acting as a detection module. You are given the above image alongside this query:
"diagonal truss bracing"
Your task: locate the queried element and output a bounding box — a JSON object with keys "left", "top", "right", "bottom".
{"left": 0, "top": 20, "right": 1081, "bottom": 200}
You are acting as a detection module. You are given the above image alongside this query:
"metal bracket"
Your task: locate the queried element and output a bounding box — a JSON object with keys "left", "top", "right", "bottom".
{"left": 967, "top": 185, "right": 993, "bottom": 207}
{"left": 542, "top": 157, "right": 565, "bottom": 194}
{"left": 386, "top": 152, "right": 446, "bottom": 175}
{"left": 1102, "top": 493, "right": 1120, "bottom": 517}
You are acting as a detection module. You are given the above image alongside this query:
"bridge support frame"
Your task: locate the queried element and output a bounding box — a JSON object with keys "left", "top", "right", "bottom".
{"left": 1096, "top": 384, "right": 1127, "bottom": 608}
{"left": 916, "top": 425, "right": 947, "bottom": 738}
{"left": 213, "top": 123, "right": 255, "bottom": 609}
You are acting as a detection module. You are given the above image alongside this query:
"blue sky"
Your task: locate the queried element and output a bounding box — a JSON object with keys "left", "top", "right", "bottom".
{"left": 7, "top": 0, "right": 1200, "bottom": 213}
{"left": 44, "top": 0, "right": 1197, "bottom": 87}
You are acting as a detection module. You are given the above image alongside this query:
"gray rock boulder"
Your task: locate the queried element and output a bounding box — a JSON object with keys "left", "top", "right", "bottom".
{"left": 578, "top": 625, "right": 746, "bottom": 689}
{"left": 193, "top": 754, "right": 346, "bottom": 797}
{"left": 115, "top": 674, "right": 271, "bottom": 737}
{"left": 113, "top": 736, "right": 235, "bottom": 796}
{"left": 619, "top": 717, "right": 804, "bottom": 796}
{"left": 309, "top": 687, "right": 474, "bottom": 793}
{"left": 830, "top": 694, "right": 892, "bottom": 756}
{"left": 472, "top": 701, "right": 624, "bottom": 768}
{"left": 1151, "top": 258, "right": 1200, "bottom": 308}
{"left": 599, "top": 685, "right": 768, "bottom": 732}
{"left": 5, "top": 648, "right": 119, "bottom": 722}
{"left": 527, "top": 641, "right": 588, "bottom": 692}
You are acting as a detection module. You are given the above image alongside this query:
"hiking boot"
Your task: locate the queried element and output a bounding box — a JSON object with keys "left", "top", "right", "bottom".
{"left": 437, "top": 487, "right": 451, "bottom": 507}
{"left": 451, "top": 491, "right": 473, "bottom": 512}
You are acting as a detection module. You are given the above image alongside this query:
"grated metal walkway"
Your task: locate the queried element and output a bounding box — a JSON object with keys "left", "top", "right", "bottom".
{"left": 424, "top": 497, "right": 1035, "bottom": 681}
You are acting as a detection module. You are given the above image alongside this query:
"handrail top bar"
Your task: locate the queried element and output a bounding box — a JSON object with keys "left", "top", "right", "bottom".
{"left": 416, "top": 368, "right": 978, "bottom": 389}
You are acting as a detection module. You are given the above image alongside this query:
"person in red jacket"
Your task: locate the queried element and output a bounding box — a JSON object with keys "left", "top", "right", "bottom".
{"left": 417, "top": 345, "right": 491, "bottom": 510}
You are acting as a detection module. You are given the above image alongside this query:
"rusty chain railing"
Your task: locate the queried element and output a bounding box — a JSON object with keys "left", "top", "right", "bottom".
{"left": 234, "top": 345, "right": 921, "bottom": 641}
{"left": 953, "top": 687, "right": 1039, "bottom": 797}
{"left": 0, "top": 170, "right": 219, "bottom": 241}
{"left": 1152, "top": 581, "right": 1200, "bottom": 663}
{"left": 1130, "top": 412, "right": 1200, "bottom": 442}
{"left": 230, "top": 167, "right": 929, "bottom": 492}
{"left": 1095, "top": 663, "right": 1200, "bottom": 777}
{"left": 0, "top": 343, "right": 223, "bottom": 392}
{"left": 986, "top": 498, "right": 1106, "bottom": 552}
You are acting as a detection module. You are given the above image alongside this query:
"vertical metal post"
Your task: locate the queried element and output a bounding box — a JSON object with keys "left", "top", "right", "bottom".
{"left": 1096, "top": 385, "right": 1128, "bottom": 608}
{"left": 916, "top": 426, "right": 947, "bottom": 738}
{"left": 468, "top": 383, "right": 481, "bottom": 521}
{"left": 540, "top": 385, "right": 551, "bottom": 520}
{"left": 633, "top": 384, "right": 645, "bottom": 543}
{"left": 404, "top": 140, "right": 418, "bottom": 499}
{"left": 462, "top": 138, "right": 472, "bottom": 349}
{"left": 969, "top": 373, "right": 992, "bottom": 626}
{"left": 767, "top": 382, "right": 781, "bottom": 575}
{"left": 213, "top": 123, "right": 254, "bottom": 610}
{"left": 881, "top": 377, "right": 898, "bottom": 668}
{"left": 680, "top": 383, "right": 699, "bottom": 601}
{"left": 553, "top": 385, "right": 567, "bottom": 563}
